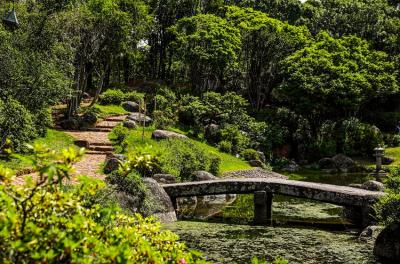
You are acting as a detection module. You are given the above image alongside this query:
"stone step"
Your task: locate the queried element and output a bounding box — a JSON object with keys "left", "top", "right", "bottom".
{"left": 90, "top": 142, "right": 113, "bottom": 147}
{"left": 85, "top": 150, "right": 112, "bottom": 155}
{"left": 89, "top": 146, "right": 114, "bottom": 152}
{"left": 95, "top": 125, "right": 115, "bottom": 129}
{"left": 85, "top": 128, "right": 112, "bottom": 132}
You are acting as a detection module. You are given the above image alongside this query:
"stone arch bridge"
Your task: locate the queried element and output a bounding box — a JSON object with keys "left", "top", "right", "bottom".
{"left": 162, "top": 178, "right": 386, "bottom": 227}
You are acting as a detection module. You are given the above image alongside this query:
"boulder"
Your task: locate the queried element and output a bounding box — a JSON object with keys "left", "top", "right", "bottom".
{"left": 361, "top": 180, "right": 385, "bottom": 192}
{"left": 332, "top": 154, "right": 356, "bottom": 172}
{"left": 318, "top": 158, "right": 337, "bottom": 171}
{"left": 143, "top": 178, "right": 177, "bottom": 223}
{"left": 122, "top": 101, "right": 140, "bottom": 112}
{"left": 123, "top": 120, "right": 137, "bottom": 129}
{"left": 383, "top": 157, "right": 395, "bottom": 165}
{"left": 127, "top": 112, "right": 152, "bottom": 126}
{"left": 151, "top": 130, "right": 188, "bottom": 140}
{"left": 60, "top": 118, "right": 80, "bottom": 130}
{"left": 104, "top": 158, "right": 121, "bottom": 174}
{"left": 282, "top": 160, "right": 300, "bottom": 172}
{"left": 153, "top": 174, "right": 177, "bottom": 184}
{"left": 257, "top": 151, "right": 266, "bottom": 163}
{"left": 74, "top": 140, "right": 90, "bottom": 149}
{"left": 374, "top": 223, "right": 400, "bottom": 262}
{"left": 359, "top": 225, "right": 384, "bottom": 241}
{"left": 80, "top": 112, "right": 97, "bottom": 127}
{"left": 191, "top": 171, "right": 216, "bottom": 181}
{"left": 249, "top": 160, "right": 264, "bottom": 168}
{"left": 204, "top": 124, "right": 220, "bottom": 143}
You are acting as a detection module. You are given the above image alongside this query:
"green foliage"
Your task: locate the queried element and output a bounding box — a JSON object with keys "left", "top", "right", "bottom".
{"left": 242, "top": 149, "right": 260, "bottom": 161}
{"left": 125, "top": 146, "right": 162, "bottom": 177}
{"left": 209, "top": 154, "right": 221, "bottom": 175}
{"left": 170, "top": 14, "right": 241, "bottom": 91}
{"left": 109, "top": 124, "right": 130, "bottom": 151}
{"left": 0, "top": 99, "right": 37, "bottom": 153}
{"left": 220, "top": 125, "right": 250, "bottom": 154}
{"left": 217, "top": 140, "right": 233, "bottom": 154}
{"left": 0, "top": 145, "right": 208, "bottom": 263}
{"left": 384, "top": 134, "right": 400, "bottom": 147}
{"left": 100, "top": 89, "right": 126, "bottom": 105}
{"left": 279, "top": 32, "right": 398, "bottom": 125}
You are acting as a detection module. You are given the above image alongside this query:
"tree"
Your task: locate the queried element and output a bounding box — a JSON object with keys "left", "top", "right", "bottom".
{"left": 278, "top": 32, "right": 399, "bottom": 130}
{"left": 224, "top": 6, "right": 310, "bottom": 110}
{"left": 169, "top": 14, "right": 241, "bottom": 92}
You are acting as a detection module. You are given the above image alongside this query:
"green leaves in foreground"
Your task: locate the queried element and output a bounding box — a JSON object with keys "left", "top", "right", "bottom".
{"left": 0, "top": 144, "right": 208, "bottom": 263}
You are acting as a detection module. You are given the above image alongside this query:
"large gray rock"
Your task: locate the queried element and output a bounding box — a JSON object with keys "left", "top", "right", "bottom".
{"left": 80, "top": 112, "right": 97, "bottom": 127}
{"left": 153, "top": 174, "right": 177, "bottom": 184}
{"left": 122, "top": 101, "right": 140, "bottom": 112}
{"left": 143, "top": 178, "right": 177, "bottom": 223}
{"left": 361, "top": 180, "right": 385, "bottom": 192}
{"left": 332, "top": 154, "right": 356, "bottom": 172}
{"left": 192, "top": 171, "right": 216, "bottom": 181}
{"left": 374, "top": 223, "right": 400, "bottom": 262}
{"left": 60, "top": 118, "right": 80, "bottom": 130}
{"left": 123, "top": 120, "right": 137, "bottom": 129}
{"left": 257, "top": 151, "right": 266, "bottom": 163}
{"left": 151, "top": 130, "right": 188, "bottom": 140}
{"left": 127, "top": 112, "right": 152, "bottom": 126}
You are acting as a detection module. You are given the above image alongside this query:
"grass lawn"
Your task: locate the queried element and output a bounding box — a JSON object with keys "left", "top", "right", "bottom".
{"left": 0, "top": 129, "right": 77, "bottom": 171}
{"left": 354, "top": 146, "right": 400, "bottom": 169}
{"left": 93, "top": 104, "right": 128, "bottom": 118}
{"left": 114, "top": 126, "right": 251, "bottom": 175}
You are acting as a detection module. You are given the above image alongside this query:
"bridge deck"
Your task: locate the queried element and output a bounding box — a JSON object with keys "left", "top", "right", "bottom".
{"left": 162, "top": 178, "right": 386, "bottom": 207}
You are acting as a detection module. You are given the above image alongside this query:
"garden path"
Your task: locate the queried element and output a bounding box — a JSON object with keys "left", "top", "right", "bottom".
{"left": 13, "top": 115, "right": 126, "bottom": 185}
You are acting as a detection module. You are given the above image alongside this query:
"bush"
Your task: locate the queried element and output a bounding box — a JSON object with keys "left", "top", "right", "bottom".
{"left": 99, "top": 89, "right": 126, "bottom": 105}
{"left": 100, "top": 89, "right": 145, "bottom": 105}
{"left": 32, "top": 108, "right": 53, "bottom": 137}
{"left": 242, "top": 149, "right": 260, "bottom": 161}
{"left": 209, "top": 154, "right": 221, "bottom": 175}
{"left": 153, "top": 109, "right": 177, "bottom": 129}
{"left": 159, "top": 139, "right": 217, "bottom": 181}
{"left": 384, "top": 133, "right": 400, "bottom": 147}
{"left": 109, "top": 124, "right": 130, "bottom": 151}
{"left": 218, "top": 140, "right": 232, "bottom": 154}
{"left": 125, "top": 147, "right": 162, "bottom": 177}
{"left": 219, "top": 125, "right": 250, "bottom": 154}
{"left": 375, "top": 192, "right": 400, "bottom": 225}
{"left": 0, "top": 145, "right": 208, "bottom": 263}
{"left": 0, "top": 98, "right": 37, "bottom": 153}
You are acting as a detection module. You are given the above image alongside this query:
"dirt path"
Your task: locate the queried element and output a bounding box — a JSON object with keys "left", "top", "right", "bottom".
{"left": 13, "top": 115, "right": 126, "bottom": 185}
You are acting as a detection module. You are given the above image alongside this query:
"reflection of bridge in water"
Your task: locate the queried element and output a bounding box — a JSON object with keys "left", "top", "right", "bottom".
{"left": 162, "top": 178, "right": 386, "bottom": 227}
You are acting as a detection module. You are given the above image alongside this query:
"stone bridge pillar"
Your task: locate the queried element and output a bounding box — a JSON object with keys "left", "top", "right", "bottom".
{"left": 254, "top": 190, "right": 273, "bottom": 225}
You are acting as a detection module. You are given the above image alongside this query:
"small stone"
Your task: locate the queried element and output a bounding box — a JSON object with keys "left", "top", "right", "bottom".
{"left": 153, "top": 174, "right": 177, "bottom": 184}
{"left": 191, "top": 171, "right": 216, "bottom": 181}
{"left": 282, "top": 160, "right": 300, "bottom": 172}
{"left": 151, "top": 130, "right": 188, "bottom": 140}
{"left": 107, "top": 153, "right": 126, "bottom": 161}
{"left": 104, "top": 158, "right": 122, "bottom": 174}
{"left": 361, "top": 180, "right": 385, "bottom": 192}
{"left": 122, "top": 101, "right": 140, "bottom": 112}
{"left": 204, "top": 124, "right": 220, "bottom": 143}
{"left": 74, "top": 140, "right": 90, "bottom": 148}
{"left": 249, "top": 160, "right": 264, "bottom": 167}
{"left": 123, "top": 120, "right": 137, "bottom": 129}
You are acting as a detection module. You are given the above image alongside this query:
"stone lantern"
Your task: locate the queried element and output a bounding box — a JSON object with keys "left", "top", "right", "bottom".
{"left": 373, "top": 146, "right": 387, "bottom": 181}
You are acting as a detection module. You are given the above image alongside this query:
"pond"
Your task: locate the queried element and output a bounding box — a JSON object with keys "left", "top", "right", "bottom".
{"left": 165, "top": 170, "right": 378, "bottom": 263}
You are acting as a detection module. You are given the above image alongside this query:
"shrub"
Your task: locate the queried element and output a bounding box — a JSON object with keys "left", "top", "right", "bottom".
{"left": 242, "top": 149, "right": 260, "bottom": 161}
{"left": 0, "top": 98, "right": 37, "bottom": 152}
{"left": 153, "top": 109, "right": 177, "bottom": 129}
{"left": 384, "top": 133, "right": 400, "bottom": 147}
{"left": 99, "top": 89, "right": 126, "bottom": 105}
{"left": 209, "top": 154, "right": 221, "bottom": 175}
{"left": 375, "top": 192, "right": 400, "bottom": 225}
{"left": 219, "top": 125, "right": 250, "bottom": 154}
{"left": 109, "top": 124, "right": 130, "bottom": 151}
{"left": 218, "top": 140, "right": 232, "bottom": 154}
{"left": 159, "top": 139, "right": 213, "bottom": 181}
{"left": 0, "top": 145, "right": 208, "bottom": 263}
{"left": 100, "top": 89, "right": 145, "bottom": 105}
{"left": 125, "top": 91, "right": 145, "bottom": 103}
{"left": 32, "top": 108, "right": 53, "bottom": 137}
{"left": 125, "top": 147, "right": 162, "bottom": 177}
